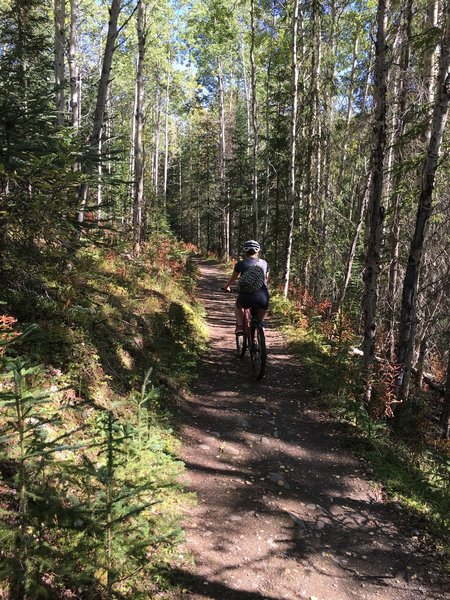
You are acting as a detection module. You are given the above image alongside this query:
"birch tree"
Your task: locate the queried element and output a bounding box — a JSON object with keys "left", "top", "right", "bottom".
{"left": 132, "top": 0, "right": 146, "bottom": 255}
{"left": 78, "top": 0, "right": 122, "bottom": 224}
{"left": 397, "top": 4, "right": 450, "bottom": 399}
{"left": 69, "top": 0, "right": 80, "bottom": 129}
{"left": 283, "top": 0, "right": 300, "bottom": 298}
{"left": 250, "top": 0, "right": 259, "bottom": 238}
{"left": 361, "top": 0, "right": 389, "bottom": 377}
{"left": 54, "top": 0, "right": 65, "bottom": 126}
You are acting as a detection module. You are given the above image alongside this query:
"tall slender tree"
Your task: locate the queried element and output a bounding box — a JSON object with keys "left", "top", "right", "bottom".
{"left": 132, "top": 0, "right": 146, "bottom": 255}
{"left": 361, "top": 0, "right": 389, "bottom": 378}
{"left": 397, "top": 3, "right": 450, "bottom": 399}
{"left": 78, "top": 0, "right": 122, "bottom": 224}
{"left": 283, "top": 0, "right": 300, "bottom": 298}
{"left": 54, "top": 0, "right": 65, "bottom": 126}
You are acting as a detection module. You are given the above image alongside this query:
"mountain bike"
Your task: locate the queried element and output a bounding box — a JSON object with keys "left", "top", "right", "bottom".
{"left": 221, "top": 289, "right": 267, "bottom": 380}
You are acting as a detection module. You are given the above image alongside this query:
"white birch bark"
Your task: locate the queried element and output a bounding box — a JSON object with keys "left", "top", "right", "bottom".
{"left": 127, "top": 80, "right": 138, "bottom": 219}
{"left": 92, "top": 0, "right": 121, "bottom": 147}
{"left": 218, "top": 62, "right": 229, "bottom": 260}
{"left": 397, "top": 5, "right": 450, "bottom": 399}
{"left": 283, "top": 0, "right": 300, "bottom": 299}
{"left": 153, "top": 84, "right": 161, "bottom": 198}
{"left": 69, "top": 0, "right": 79, "bottom": 129}
{"left": 163, "top": 67, "right": 171, "bottom": 208}
{"left": 385, "top": 0, "right": 413, "bottom": 361}
{"left": 362, "top": 0, "right": 389, "bottom": 372}
{"left": 250, "top": 0, "right": 259, "bottom": 238}
{"left": 54, "top": 0, "right": 66, "bottom": 126}
{"left": 132, "top": 0, "right": 146, "bottom": 255}
{"left": 78, "top": 0, "right": 122, "bottom": 224}
{"left": 239, "top": 31, "right": 251, "bottom": 156}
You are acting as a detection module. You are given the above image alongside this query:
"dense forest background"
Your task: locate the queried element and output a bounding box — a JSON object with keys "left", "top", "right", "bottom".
{"left": 0, "top": 0, "right": 450, "bottom": 597}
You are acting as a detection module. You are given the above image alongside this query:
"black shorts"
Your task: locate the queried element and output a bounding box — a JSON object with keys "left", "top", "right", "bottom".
{"left": 237, "top": 288, "right": 269, "bottom": 311}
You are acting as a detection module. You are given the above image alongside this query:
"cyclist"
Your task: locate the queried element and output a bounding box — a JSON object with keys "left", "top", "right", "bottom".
{"left": 224, "top": 240, "right": 269, "bottom": 334}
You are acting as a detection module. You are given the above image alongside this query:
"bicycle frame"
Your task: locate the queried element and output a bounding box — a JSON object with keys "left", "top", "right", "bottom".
{"left": 236, "top": 305, "right": 266, "bottom": 380}
{"left": 221, "top": 288, "right": 266, "bottom": 380}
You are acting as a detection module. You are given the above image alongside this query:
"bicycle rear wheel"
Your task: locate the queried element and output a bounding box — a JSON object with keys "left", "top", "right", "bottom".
{"left": 250, "top": 324, "right": 266, "bottom": 380}
{"left": 236, "top": 332, "right": 247, "bottom": 357}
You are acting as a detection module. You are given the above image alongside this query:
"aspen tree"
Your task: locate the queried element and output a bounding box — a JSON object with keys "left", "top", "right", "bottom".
{"left": 283, "top": 0, "right": 300, "bottom": 298}
{"left": 78, "top": 0, "right": 122, "bottom": 224}
{"left": 69, "top": 0, "right": 80, "bottom": 129}
{"left": 250, "top": 0, "right": 259, "bottom": 238}
{"left": 54, "top": 0, "right": 65, "bottom": 126}
{"left": 397, "top": 3, "right": 450, "bottom": 400}
{"left": 362, "top": 0, "right": 389, "bottom": 382}
{"left": 132, "top": 0, "right": 146, "bottom": 255}
{"left": 385, "top": 0, "right": 413, "bottom": 361}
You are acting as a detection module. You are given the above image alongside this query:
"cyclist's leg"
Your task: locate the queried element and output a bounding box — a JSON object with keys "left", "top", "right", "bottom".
{"left": 255, "top": 308, "right": 267, "bottom": 321}
{"left": 252, "top": 289, "right": 269, "bottom": 323}
{"left": 235, "top": 298, "right": 244, "bottom": 332}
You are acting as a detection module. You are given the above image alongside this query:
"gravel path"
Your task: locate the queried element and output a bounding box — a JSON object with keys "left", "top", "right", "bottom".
{"left": 178, "top": 260, "right": 449, "bottom": 600}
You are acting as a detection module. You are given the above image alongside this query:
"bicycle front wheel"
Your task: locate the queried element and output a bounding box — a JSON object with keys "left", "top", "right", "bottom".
{"left": 250, "top": 325, "right": 266, "bottom": 380}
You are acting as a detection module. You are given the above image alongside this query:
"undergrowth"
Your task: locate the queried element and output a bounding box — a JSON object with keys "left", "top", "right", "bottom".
{"left": 0, "top": 234, "right": 206, "bottom": 599}
{"left": 270, "top": 290, "right": 450, "bottom": 560}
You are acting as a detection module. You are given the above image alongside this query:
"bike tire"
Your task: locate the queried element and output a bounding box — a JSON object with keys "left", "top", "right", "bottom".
{"left": 250, "top": 324, "right": 266, "bottom": 380}
{"left": 236, "top": 332, "right": 247, "bottom": 358}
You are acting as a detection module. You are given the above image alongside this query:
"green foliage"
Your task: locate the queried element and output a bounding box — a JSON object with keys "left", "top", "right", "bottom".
{"left": 0, "top": 355, "right": 196, "bottom": 598}
{"left": 0, "top": 237, "right": 204, "bottom": 598}
{"left": 0, "top": 358, "right": 85, "bottom": 598}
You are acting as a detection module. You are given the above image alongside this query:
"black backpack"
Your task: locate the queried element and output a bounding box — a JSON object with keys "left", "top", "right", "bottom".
{"left": 238, "top": 265, "right": 265, "bottom": 293}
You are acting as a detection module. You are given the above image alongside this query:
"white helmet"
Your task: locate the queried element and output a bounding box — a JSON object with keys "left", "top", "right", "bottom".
{"left": 243, "top": 240, "right": 260, "bottom": 252}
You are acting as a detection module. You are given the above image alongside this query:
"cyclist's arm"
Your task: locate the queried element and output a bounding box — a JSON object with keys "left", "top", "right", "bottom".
{"left": 224, "top": 269, "right": 239, "bottom": 291}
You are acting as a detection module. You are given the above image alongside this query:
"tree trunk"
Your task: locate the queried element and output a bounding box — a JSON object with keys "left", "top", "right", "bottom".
{"left": 69, "top": 0, "right": 80, "bottom": 129}
{"left": 310, "top": 0, "right": 322, "bottom": 299}
{"left": 337, "top": 35, "right": 359, "bottom": 191}
{"left": 128, "top": 80, "right": 138, "bottom": 220}
{"left": 318, "top": 0, "right": 336, "bottom": 300}
{"left": 54, "top": 0, "right": 66, "bottom": 126}
{"left": 91, "top": 0, "right": 121, "bottom": 149}
{"left": 335, "top": 177, "right": 370, "bottom": 312}
{"left": 239, "top": 30, "right": 251, "bottom": 156}
{"left": 132, "top": 0, "right": 146, "bottom": 256}
{"left": 163, "top": 66, "right": 171, "bottom": 208}
{"left": 262, "top": 55, "right": 272, "bottom": 251}
{"left": 362, "top": 0, "right": 389, "bottom": 374}
{"left": 422, "top": 0, "right": 440, "bottom": 144}
{"left": 153, "top": 83, "right": 161, "bottom": 200}
{"left": 218, "top": 62, "right": 228, "bottom": 260}
{"left": 250, "top": 0, "right": 259, "bottom": 238}
{"left": 385, "top": 0, "right": 413, "bottom": 361}
{"left": 283, "top": 0, "right": 300, "bottom": 299}
{"left": 442, "top": 339, "right": 450, "bottom": 439}
{"left": 397, "top": 5, "right": 450, "bottom": 399}
{"left": 78, "top": 0, "right": 122, "bottom": 223}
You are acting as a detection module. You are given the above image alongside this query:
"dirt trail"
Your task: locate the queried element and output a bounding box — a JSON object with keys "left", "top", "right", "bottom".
{"left": 178, "top": 260, "right": 448, "bottom": 600}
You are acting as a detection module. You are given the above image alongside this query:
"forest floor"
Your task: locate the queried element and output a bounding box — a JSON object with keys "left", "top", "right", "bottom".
{"left": 176, "top": 259, "right": 449, "bottom": 600}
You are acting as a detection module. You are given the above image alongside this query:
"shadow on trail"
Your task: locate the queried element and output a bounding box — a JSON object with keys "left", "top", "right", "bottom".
{"left": 172, "top": 568, "right": 281, "bottom": 599}
{"left": 177, "top": 259, "right": 447, "bottom": 599}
